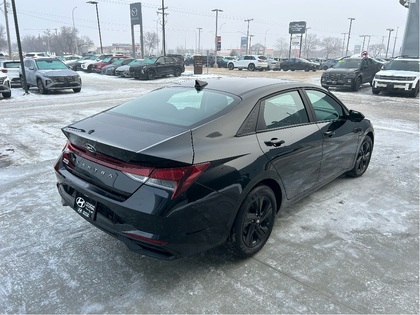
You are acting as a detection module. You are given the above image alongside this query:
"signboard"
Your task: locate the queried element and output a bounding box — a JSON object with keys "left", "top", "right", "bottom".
{"left": 240, "top": 36, "right": 247, "bottom": 51}
{"left": 130, "top": 2, "right": 142, "bottom": 26}
{"left": 289, "top": 21, "right": 307, "bottom": 34}
{"left": 216, "top": 36, "right": 221, "bottom": 51}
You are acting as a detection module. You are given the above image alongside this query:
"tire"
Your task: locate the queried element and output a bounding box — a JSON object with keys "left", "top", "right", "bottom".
{"left": 37, "top": 79, "right": 47, "bottom": 94}
{"left": 146, "top": 70, "right": 156, "bottom": 80}
{"left": 248, "top": 63, "right": 255, "bottom": 71}
{"left": 346, "top": 136, "right": 373, "bottom": 178}
{"left": 227, "top": 185, "right": 276, "bottom": 258}
{"left": 351, "top": 77, "right": 362, "bottom": 91}
{"left": 372, "top": 87, "right": 380, "bottom": 95}
{"left": 322, "top": 85, "right": 329, "bottom": 90}
{"left": 228, "top": 63, "right": 234, "bottom": 70}
{"left": 2, "top": 91, "right": 11, "bottom": 98}
{"left": 87, "top": 65, "right": 93, "bottom": 73}
{"left": 409, "top": 82, "right": 419, "bottom": 98}
{"left": 282, "top": 66, "right": 288, "bottom": 71}
{"left": 174, "top": 67, "right": 182, "bottom": 77}
{"left": 73, "top": 88, "right": 81, "bottom": 93}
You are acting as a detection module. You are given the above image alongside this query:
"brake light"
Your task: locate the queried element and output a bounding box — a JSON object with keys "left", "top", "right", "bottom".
{"left": 61, "top": 141, "right": 210, "bottom": 199}
{"left": 1, "top": 69, "right": 7, "bottom": 73}
{"left": 123, "top": 232, "right": 168, "bottom": 245}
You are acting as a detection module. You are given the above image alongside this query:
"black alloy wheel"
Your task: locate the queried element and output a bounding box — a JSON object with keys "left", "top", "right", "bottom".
{"left": 174, "top": 68, "right": 182, "bottom": 77}
{"left": 346, "top": 136, "right": 373, "bottom": 178}
{"left": 147, "top": 70, "right": 156, "bottom": 80}
{"left": 228, "top": 185, "right": 276, "bottom": 257}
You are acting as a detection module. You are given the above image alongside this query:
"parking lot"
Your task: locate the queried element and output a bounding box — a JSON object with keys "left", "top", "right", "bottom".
{"left": 0, "top": 68, "right": 418, "bottom": 313}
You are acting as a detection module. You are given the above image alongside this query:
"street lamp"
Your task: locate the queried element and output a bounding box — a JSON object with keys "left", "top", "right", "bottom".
{"left": 304, "top": 27, "right": 311, "bottom": 58}
{"left": 197, "top": 27, "right": 202, "bottom": 54}
{"left": 72, "top": 7, "right": 78, "bottom": 54}
{"left": 345, "top": 17, "right": 355, "bottom": 56}
{"left": 244, "top": 18, "right": 253, "bottom": 54}
{"left": 385, "top": 28, "right": 394, "bottom": 58}
{"left": 87, "top": 1, "right": 103, "bottom": 54}
{"left": 212, "top": 9, "right": 222, "bottom": 67}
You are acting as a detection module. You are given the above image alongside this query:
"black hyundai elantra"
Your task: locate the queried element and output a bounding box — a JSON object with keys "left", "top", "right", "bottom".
{"left": 54, "top": 77, "right": 374, "bottom": 260}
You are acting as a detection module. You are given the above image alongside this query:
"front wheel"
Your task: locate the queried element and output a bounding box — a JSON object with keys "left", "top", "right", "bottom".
{"left": 346, "top": 136, "right": 373, "bottom": 178}
{"left": 37, "top": 79, "right": 47, "bottom": 94}
{"left": 351, "top": 77, "right": 362, "bottom": 91}
{"left": 409, "top": 82, "right": 419, "bottom": 98}
{"left": 73, "top": 88, "right": 81, "bottom": 93}
{"left": 2, "top": 91, "right": 11, "bottom": 98}
{"left": 248, "top": 63, "right": 255, "bottom": 71}
{"left": 372, "top": 87, "right": 380, "bottom": 95}
{"left": 228, "top": 63, "right": 234, "bottom": 70}
{"left": 174, "top": 67, "right": 182, "bottom": 77}
{"left": 227, "top": 185, "right": 276, "bottom": 258}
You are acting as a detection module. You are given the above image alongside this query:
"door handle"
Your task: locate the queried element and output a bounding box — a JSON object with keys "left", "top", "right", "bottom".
{"left": 324, "top": 130, "right": 335, "bottom": 137}
{"left": 264, "top": 138, "right": 285, "bottom": 147}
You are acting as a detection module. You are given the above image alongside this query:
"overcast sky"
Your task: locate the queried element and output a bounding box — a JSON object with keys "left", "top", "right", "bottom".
{"left": 8, "top": 0, "right": 409, "bottom": 54}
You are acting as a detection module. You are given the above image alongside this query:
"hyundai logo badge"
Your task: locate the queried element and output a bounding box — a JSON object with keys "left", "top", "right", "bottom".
{"left": 85, "top": 143, "right": 96, "bottom": 153}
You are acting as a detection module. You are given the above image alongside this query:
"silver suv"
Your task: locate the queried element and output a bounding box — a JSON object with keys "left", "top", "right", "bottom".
{"left": 22, "top": 57, "right": 82, "bottom": 94}
{"left": 227, "top": 55, "right": 268, "bottom": 71}
{"left": 372, "top": 57, "right": 419, "bottom": 97}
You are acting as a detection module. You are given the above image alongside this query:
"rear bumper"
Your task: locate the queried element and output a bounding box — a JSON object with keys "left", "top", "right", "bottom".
{"left": 54, "top": 160, "right": 236, "bottom": 260}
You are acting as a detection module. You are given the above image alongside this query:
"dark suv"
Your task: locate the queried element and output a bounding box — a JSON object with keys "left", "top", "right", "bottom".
{"left": 321, "top": 57, "right": 382, "bottom": 91}
{"left": 129, "top": 55, "right": 185, "bottom": 80}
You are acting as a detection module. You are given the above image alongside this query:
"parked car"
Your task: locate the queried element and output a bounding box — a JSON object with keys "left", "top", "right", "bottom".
{"left": 321, "top": 57, "right": 383, "bottom": 91}
{"left": 91, "top": 56, "right": 130, "bottom": 73}
{"left": 59, "top": 55, "right": 82, "bottom": 63}
{"left": 0, "top": 60, "right": 21, "bottom": 87}
{"left": 0, "top": 72, "right": 11, "bottom": 98}
{"left": 216, "top": 56, "right": 229, "bottom": 68}
{"left": 129, "top": 56, "right": 185, "bottom": 80}
{"left": 24, "top": 52, "right": 49, "bottom": 58}
{"left": 280, "top": 58, "right": 319, "bottom": 71}
{"left": 267, "top": 58, "right": 282, "bottom": 70}
{"left": 80, "top": 54, "right": 113, "bottom": 72}
{"left": 102, "top": 58, "right": 134, "bottom": 75}
{"left": 227, "top": 55, "right": 268, "bottom": 71}
{"left": 54, "top": 77, "right": 374, "bottom": 260}
{"left": 372, "top": 56, "right": 419, "bottom": 97}
{"left": 21, "top": 57, "right": 82, "bottom": 94}
{"left": 115, "top": 59, "right": 144, "bottom": 77}
{"left": 66, "top": 55, "right": 97, "bottom": 71}
{"left": 320, "top": 59, "right": 338, "bottom": 70}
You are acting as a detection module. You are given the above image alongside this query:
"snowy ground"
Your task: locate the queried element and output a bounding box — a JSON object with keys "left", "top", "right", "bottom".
{"left": 0, "top": 68, "right": 418, "bottom": 313}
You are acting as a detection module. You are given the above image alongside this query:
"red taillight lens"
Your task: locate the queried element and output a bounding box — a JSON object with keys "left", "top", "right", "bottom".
{"left": 62, "top": 140, "right": 210, "bottom": 199}
{"left": 1, "top": 69, "right": 7, "bottom": 73}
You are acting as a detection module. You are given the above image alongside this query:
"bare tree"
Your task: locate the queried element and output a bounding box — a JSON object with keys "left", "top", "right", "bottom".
{"left": 368, "top": 43, "right": 385, "bottom": 57}
{"left": 0, "top": 25, "right": 7, "bottom": 51}
{"left": 144, "top": 32, "right": 158, "bottom": 55}
{"left": 320, "top": 37, "right": 342, "bottom": 59}
{"left": 304, "top": 33, "right": 319, "bottom": 59}
{"left": 274, "top": 38, "right": 288, "bottom": 58}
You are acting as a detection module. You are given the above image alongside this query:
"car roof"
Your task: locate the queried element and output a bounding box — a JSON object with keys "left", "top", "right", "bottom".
{"left": 175, "top": 77, "right": 319, "bottom": 97}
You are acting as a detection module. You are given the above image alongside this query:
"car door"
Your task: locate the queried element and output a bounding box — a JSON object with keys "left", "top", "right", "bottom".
{"left": 154, "top": 56, "right": 168, "bottom": 76}
{"left": 24, "top": 59, "right": 36, "bottom": 85}
{"left": 256, "top": 89, "right": 324, "bottom": 200}
{"left": 303, "top": 89, "right": 362, "bottom": 182}
{"left": 362, "top": 58, "right": 376, "bottom": 83}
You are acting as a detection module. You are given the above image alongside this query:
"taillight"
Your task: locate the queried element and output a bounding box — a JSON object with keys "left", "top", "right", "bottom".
{"left": 1, "top": 69, "right": 7, "bottom": 73}
{"left": 124, "top": 163, "right": 210, "bottom": 199}
{"left": 61, "top": 140, "right": 210, "bottom": 199}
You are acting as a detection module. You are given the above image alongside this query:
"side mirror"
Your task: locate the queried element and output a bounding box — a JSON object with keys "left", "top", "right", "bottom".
{"left": 348, "top": 110, "right": 365, "bottom": 122}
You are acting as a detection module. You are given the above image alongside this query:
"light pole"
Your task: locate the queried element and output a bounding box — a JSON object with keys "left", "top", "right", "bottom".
{"left": 72, "top": 7, "right": 78, "bottom": 54}
{"left": 158, "top": 0, "right": 167, "bottom": 56}
{"left": 345, "top": 17, "right": 355, "bottom": 56}
{"left": 249, "top": 35, "right": 254, "bottom": 54}
{"left": 392, "top": 27, "right": 399, "bottom": 57}
{"left": 197, "top": 27, "right": 202, "bottom": 54}
{"left": 359, "top": 34, "right": 370, "bottom": 52}
{"left": 341, "top": 32, "right": 347, "bottom": 56}
{"left": 264, "top": 29, "right": 270, "bottom": 55}
{"left": 385, "top": 28, "right": 394, "bottom": 58}
{"left": 212, "top": 9, "right": 222, "bottom": 67}
{"left": 244, "top": 18, "right": 253, "bottom": 55}
{"left": 87, "top": 1, "right": 103, "bottom": 54}
{"left": 3, "top": 1, "right": 12, "bottom": 58}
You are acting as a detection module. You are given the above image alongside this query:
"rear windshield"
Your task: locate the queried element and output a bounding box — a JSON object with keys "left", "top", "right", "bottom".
{"left": 109, "top": 86, "right": 238, "bottom": 127}
{"left": 3, "top": 62, "right": 20, "bottom": 68}
{"left": 384, "top": 60, "right": 419, "bottom": 72}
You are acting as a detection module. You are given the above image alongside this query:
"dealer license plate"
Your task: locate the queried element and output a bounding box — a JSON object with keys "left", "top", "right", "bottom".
{"left": 74, "top": 193, "right": 97, "bottom": 220}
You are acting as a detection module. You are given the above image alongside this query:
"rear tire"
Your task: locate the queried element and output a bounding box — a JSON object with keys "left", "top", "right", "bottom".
{"left": 227, "top": 185, "right": 276, "bottom": 258}
{"left": 248, "top": 63, "right": 255, "bottom": 71}
{"left": 146, "top": 70, "right": 156, "bottom": 80}
{"left": 228, "top": 63, "right": 234, "bottom": 70}
{"left": 73, "top": 88, "right": 81, "bottom": 93}
{"left": 174, "top": 67, "right": 182, "bottom": 77}
{"left": 2, "top": 91, "right": 11, "bottom": 98}
{"left": 351, "top": 77, "right": 362, "bottom": 91}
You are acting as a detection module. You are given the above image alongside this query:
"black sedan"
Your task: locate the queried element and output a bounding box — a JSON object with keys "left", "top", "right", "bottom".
{"left": 281, "top": 58, "right": 319, "bottom": 71}
{"left": 54, "top": 78, "right": 374, "bottom": 260}
{"left": 129, "top": 56, "right": 185, "bottom": 80}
